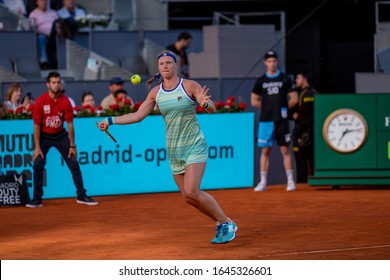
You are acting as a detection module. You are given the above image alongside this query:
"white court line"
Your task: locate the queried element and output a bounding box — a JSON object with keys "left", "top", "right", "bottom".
{"left": 258, "top": 244, "right": 390, "bottom": 258}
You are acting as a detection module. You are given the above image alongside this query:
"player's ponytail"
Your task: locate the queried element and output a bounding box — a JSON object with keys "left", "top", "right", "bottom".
{"left": 145, "top": 73, "right": 161, "bottom": 89}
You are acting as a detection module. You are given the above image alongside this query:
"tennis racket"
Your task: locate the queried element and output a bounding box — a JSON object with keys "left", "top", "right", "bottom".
{"left": 95, "top": 121, "right": 117, "bottom": 143}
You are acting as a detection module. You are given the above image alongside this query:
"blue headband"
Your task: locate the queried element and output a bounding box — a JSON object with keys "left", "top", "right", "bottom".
{"left": 157, "top": 52, "right": 177, "bottom": 62}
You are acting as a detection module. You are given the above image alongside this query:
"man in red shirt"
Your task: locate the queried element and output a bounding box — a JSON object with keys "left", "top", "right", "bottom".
{"left": 26, "top": 71, "right": 98, "bottom": 207}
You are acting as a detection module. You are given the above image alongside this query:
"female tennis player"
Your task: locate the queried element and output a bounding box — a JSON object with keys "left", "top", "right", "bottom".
{"left": 98, "top": 50, "right": 237, "bottom": 244}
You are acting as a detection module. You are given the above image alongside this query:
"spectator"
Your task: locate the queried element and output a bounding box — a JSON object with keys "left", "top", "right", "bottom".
{"left": 2, "top": 83, "right": 32, "bottom": 113}
{"left": 166, "top": 31, "right": 193, "bottom": 78}
{"left": 21, "top": 92, "right": 35, "bottom": 107}
{"left": 26, "top": 0, "right": 62, "bottom": 15}
{"left": 101, "top": 77, "right": 126, "bottom": 110}
{"left": 251, "top": 50, "right": 298, "bottom": 192}
{"left": 81, "top": 90, "right": 100, "bottom": 115}
{"left": 113, "top": 89, "right": 134, "bottom": 109}
{"left": 292, "top": 71, "right": 317, "bottom": 183}
{"left": 26, "top": 71, "right": 98, "bottom": 208}
{"left": 60, "top": 79, "right": 77, "bottom": 114}
{"left": 56, "top": 0, "right": 86, "bottom": 39}
{"left": 81, "top": 90, "right": 96, "bottom": 108}
{"left": 28, "top": 0, "right": 58, "bottom": 69}
{"left": 0, "top": 98, "right": 5, "bottom": 119}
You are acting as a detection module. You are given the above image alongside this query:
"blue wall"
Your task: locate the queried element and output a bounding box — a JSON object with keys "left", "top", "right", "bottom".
{"left": 0, "top": 113, "right": 255, "bottom": 199}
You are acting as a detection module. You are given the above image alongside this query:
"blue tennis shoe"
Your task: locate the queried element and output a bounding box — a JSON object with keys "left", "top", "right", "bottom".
{"left": 211, "top": 219, "right": 238, "bottom": 244}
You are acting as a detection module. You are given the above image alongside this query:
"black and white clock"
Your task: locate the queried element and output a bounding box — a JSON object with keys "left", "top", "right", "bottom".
{"left": 322, "top": 108, "right": 368, "bottom": 154}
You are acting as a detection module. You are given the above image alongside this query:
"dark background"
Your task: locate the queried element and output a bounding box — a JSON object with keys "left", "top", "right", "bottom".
{"left": 168, "top": 0, "right": 376, "bottom": 93}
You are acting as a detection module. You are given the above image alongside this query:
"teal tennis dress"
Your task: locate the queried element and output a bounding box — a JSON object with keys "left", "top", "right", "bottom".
{"left": 156, "top": 78, "right": 208, "bottom": 174}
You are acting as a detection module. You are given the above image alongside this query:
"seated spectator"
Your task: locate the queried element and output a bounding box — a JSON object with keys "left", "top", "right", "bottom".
{"left": 81, "top": 90, "right": 96, "bottom": 108}
{"left": 59, "top": 78, "right": 78, "bottom": 114}
{"left": 56, "top": 0, "right": 86, "bottom": 39}
{"left": 29, "top": 0, "right": 58, "bottom": 69}
{"left": 21, "top": 91, "right": 35, "bottom": 106}
{"left": 26, "top": 0, "right": 62, "bottom": 16}
{"left": 113, "top": 89, "right": 134, "bottom": 109}
{"left": 101, "top": 77, "right": 125, "bottom": 110}
{"left": 2, "top": 0, "right": 27, "bottom": 16}
{"left": 2, "top": 83, "right": 33, "bottom": 113}
{"left": 0, "top": 98, "right": 5, "bottom": 119}
{"left": 80, "top": 90, "right": 99, "bottom": 115}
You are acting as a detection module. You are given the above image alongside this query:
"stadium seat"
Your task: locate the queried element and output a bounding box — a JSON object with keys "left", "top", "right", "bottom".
{"left": 377, "top": 47, "right": 390, "bottom": 72}
{"left": 0, "top": 57, "right": 14, "bottom": 72}
{"left": 14, "top": 57, "right": 43, "bottom": 80}
{"left": 121, "top": 55, "right": 147, "bottom": 74}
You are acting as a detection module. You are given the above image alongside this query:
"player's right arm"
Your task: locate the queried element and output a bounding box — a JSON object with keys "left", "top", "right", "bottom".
{"left": 99, "top": 87, "right": 158, "bottom": 130}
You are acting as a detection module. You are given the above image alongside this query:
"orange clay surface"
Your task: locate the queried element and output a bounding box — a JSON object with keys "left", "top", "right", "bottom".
{"left": 1, "top": 184, "right": 390, "bottom": 260}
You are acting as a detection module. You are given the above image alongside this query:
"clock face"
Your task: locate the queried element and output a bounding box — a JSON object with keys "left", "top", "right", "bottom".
{"left": 323, "top": 109, "right": 368, "bottom": 153}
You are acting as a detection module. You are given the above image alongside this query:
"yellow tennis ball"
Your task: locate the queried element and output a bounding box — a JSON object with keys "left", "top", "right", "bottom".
{"left": 131, "top": 74, "right": 141, "bottom": 85}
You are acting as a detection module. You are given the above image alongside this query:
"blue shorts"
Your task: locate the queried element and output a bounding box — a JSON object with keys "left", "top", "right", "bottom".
{"left": 258, "top": 120, "right": 291, "bottom": 147}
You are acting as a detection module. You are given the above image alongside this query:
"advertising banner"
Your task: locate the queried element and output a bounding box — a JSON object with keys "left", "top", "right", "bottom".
{"left": 0, "top": 113, "right": 254, "bottom": 198}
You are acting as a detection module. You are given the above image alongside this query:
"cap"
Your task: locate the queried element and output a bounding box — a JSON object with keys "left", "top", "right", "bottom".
{"left": 264, "top": 50, "right": 278, "bottom": 60}
{"left": 110, "top": 77, "right": 124, "bottom": 85}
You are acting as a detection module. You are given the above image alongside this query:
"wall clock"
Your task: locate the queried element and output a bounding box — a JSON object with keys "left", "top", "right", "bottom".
{"left": 322, "top": 109, "right": 368, "bottom": 153}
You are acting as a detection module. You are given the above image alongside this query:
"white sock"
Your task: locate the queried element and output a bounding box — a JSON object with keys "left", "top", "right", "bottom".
{"left": 217, "top": 218, "right": 232, "bottom": 226}
{"left": 286, "top": 170, "right": 294, "bottom": 185}
{"left": 260, "top": 172, "right": 267, "bottom": 184}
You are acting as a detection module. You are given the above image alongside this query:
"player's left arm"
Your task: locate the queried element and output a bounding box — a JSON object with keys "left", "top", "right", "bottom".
{"left": 186, "top": 80, "right": 216, "bottom": 113}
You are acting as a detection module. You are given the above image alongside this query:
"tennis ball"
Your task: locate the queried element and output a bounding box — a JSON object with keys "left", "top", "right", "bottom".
{"left": 131, "top": 74, "right": 141, "bottom": 85}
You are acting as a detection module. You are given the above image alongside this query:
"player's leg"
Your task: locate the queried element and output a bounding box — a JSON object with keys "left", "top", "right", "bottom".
{"left": 174, "top": 163, "right": 226, "bottom": 222}
{"left": 173, "top": 163, "right": 237, "bottom": 243}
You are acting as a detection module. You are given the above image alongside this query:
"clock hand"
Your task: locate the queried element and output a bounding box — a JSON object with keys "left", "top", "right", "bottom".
{"left": 338, "top": 128, "right": 350, "bottom": 145}
{"left": 337, "top": 127, "right": 363, "bottom": 145}
{"left": 347, "top": 128, "right": 362, "bottom": 133}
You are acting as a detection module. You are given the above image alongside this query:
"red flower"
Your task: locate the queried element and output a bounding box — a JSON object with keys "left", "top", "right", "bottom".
{"left": 227, "top": 96, "right": 235, "bottom": 102}
{"left": 226, "top": 100, "right": 234, "bottom": 106}
{"left": 15, "top": 106, "right": 24, "bottom": 114}
{"left": 124, "top": 98, "right": 131, "bottom": 105}
{"left": 214, "top": 101, "right": 224, "bottom": 108}
{"left": 109, "top": 104, "right": 119, "bottom": 111}
{"left": 116, "top": 96, "right": 123, "bottom": 102}
{"left": 238, "top": 102, "right": 247, "bottom": 110}
{"left": 26, "top": 104, "right": 34, "bottom": 112}
{"left": 7, "top": 109, "right": 13, "bottom": 113}
{"left": 82, "top": 104, "right": 91, "bottom": 110}
{"left": 97, "top": 105, "right": 103, "bottom": 111}
{"left": 133, "top": 102, "right": 142, "bottom": 111}
{"left": 90, "top": 107, "right": 96, "bottom": 113}
{"left": 74, "top": 106, "right": 80, "bottom": 112}
{"left": 224, "top": 102, "right": 232, "bottom": 108}
{"left": 196, "top": 105, "right": 205, "bottom": 113}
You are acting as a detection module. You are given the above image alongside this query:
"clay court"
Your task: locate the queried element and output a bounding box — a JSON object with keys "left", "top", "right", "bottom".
{"left": 1, "top": 184, "right": 390, "bottom": 260}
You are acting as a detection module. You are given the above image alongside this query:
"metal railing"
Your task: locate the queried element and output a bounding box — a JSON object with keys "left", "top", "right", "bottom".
{"left": 213, "top": 11, "right": 285, "bottom": 34}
